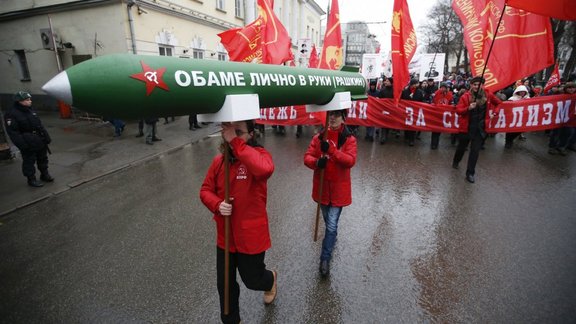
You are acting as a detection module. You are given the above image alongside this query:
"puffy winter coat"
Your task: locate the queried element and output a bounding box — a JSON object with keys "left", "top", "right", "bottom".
{"left": 200, "top": 137, "right": 274, "bottom": 254}
{"left": 4, "top": 103, "right": 51, "bottom": 152}
{"left": 304, "top": 125, "right": 356, "bottom": 207}
{"left": 455, "top": 90, "right": 502, "bottom": 134}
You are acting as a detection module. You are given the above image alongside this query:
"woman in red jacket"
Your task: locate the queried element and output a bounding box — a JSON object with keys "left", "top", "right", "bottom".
{"left": 200, "top": 120, "right": 276, "bottom": 324}
{"left": 452, "top": 76, "right": 501, "bottom": 183}
{"left": 304, "top": 109, "right": 357, "bottom": 277}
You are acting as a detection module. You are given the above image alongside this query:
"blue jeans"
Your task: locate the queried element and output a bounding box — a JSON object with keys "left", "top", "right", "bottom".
{"left": 320, "top": 204, "right": 343, "bottom": 261}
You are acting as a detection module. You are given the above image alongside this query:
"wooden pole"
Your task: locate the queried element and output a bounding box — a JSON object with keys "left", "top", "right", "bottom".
{"left": 223, "top": 146, "right": 230, "bottom": 315}
{"left": 314, "top": 113, "right": 330, "bottom": 242}
{"left": 480, "top": 4, "right": 506, "bottom": 78}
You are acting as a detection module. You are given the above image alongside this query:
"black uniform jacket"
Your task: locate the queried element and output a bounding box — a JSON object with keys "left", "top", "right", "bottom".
{"left": 4, "top": 103, "right": 51, "bottom": 152}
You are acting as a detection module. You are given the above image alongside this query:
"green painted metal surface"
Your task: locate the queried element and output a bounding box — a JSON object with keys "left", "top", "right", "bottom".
{"left": 57, "top": 54, "right": 368, "bottom": 118}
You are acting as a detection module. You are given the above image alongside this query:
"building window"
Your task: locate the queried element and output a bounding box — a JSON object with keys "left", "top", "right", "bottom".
{"left": 193, "top": 49, "right": 204, "bottom": 59}
{"left": 216, "top": 0, "right": 225, "bottom": 11}
{"left": 235, "top": 0, "right": 244, "bottom": 18}
{"left": 159, "top": 46, "right": 173, "bottom": 56}
{"left": 218, "top": 52, "right": 227, "bottom": 61}
{"left": 14, "top": 50, "right": 31, "bottom": 81}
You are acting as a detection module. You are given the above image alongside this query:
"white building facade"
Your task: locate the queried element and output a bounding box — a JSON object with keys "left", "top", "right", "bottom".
{"left": 0, "top": 0, "right": 324, "bottom": 110}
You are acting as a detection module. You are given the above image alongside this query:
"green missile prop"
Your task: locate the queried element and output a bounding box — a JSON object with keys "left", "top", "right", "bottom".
{"left": 42, "top": 54, "right": 367, "bottom": 119}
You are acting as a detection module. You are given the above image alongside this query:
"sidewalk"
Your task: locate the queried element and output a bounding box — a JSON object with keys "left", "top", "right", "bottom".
{"left": 0, "top": 113, "right": 220, "bottom": 217}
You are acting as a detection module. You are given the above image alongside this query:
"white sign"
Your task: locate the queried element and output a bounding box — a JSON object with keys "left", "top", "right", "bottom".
{"left": 296, "top": 38, "right": 312, "bottom": 63}
{"left": 418, "top": 53, "right": 446, "bottom": 82}
{"left": 361, "top": 54, "right": 383, "bottom": 79}
{"left": 382, "top": 52, "right": 392, "bottom": 77}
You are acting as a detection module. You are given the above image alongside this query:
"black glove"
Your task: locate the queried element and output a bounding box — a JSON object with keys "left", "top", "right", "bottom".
{"left": 320, "top": 141, "right": 330, "bottom": 153}
{"left": 316, "top": 156, "right": 327, "bottom": 169}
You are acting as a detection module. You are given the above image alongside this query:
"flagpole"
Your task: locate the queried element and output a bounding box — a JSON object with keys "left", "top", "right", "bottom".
{"left": 223, "top": 146, "right": 230, "bottom": 315}
{"left": 313, "top": 114, "right": 330, "bottom": 242}
{"left": 480, "top": 4, "right": 507, "bottom": 78}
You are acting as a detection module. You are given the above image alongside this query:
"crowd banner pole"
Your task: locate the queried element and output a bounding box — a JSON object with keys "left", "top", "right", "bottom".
{"left": 314, "top": 114, "right": 330, "bottom": 242}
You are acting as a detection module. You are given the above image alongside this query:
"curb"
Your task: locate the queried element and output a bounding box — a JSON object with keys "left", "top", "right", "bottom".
{"left": 0, "top": 129, "right": 220, "bottom": 218}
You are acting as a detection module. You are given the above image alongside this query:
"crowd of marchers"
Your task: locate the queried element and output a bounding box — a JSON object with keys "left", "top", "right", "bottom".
{"left": 272, "top": 72, "right": 576, "bottom": 156}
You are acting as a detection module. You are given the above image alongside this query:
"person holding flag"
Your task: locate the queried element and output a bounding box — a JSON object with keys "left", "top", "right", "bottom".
{"left": 452, "top": 76, "right": 502, "bottom": 183}
{"left": 304, "top": 109, "right": 357, "bottom": 277}
{"left": 200, "top": 120, "right": 276, "bottom": 324}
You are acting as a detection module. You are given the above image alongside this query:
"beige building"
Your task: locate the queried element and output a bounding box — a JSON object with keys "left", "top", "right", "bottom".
{"left": 0, "top": 0, "right": 324, "bottom": 110}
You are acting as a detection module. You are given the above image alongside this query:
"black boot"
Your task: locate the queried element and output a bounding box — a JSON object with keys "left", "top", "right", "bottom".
{"left": 319, "top": 260, "right": 330, "bottom": 277}
{"left": 40, "top": 172, "right": 54, "bottom": 182}
{"left": 27, "top": 176, "right": 44, "bottom": 187}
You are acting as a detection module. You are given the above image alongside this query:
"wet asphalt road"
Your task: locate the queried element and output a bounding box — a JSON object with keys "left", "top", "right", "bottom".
{"left": 1, "top": 127, "right": 575, "bottom": 323}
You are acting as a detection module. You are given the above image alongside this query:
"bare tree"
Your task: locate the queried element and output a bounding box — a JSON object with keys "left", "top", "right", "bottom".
{"left": 420, "top": 0, "right": 464, "bottom": 73}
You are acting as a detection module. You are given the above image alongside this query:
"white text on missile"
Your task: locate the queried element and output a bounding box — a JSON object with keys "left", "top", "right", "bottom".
{"left": 174, "top": 70, "right": 364, "bottom": 88}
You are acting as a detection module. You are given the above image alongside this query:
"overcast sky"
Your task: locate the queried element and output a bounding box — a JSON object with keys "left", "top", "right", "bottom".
{"left": 314, "top": 0, "right": 438, "bottom": 53}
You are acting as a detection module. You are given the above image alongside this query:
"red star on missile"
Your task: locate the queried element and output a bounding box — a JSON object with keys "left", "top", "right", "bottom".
{"left": 130, "top": 61, "right": 169, "bottom": 96}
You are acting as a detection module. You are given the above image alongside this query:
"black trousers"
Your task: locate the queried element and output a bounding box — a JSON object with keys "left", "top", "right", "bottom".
{"left": 21, "top": 148, "right": 48, "bottom": 178}
{"left": 505, "top": 132, "right": 520, "bottom": 144}
{"left": 188, "top": 114, "right": 199, "bottom": 128}
{"left": 404, "top": 130, "right": 416, "bottom": 142}
{"left": 431, "top": 132, "right": 441, "bottom": 148}
{"left": 216, "top": 247, "right": 273, "bottom": 324}
{"left": 453, "top": 133, "right": 483, "bottom": 176}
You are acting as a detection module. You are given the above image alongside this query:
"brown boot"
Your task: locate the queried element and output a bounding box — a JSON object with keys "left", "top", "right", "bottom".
{"left": 263, "top": 270, "right": 277, "bottom": 304}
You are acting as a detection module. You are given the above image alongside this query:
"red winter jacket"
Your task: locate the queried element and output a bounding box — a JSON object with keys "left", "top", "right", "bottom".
{"left": 200, "top": 137, "right": 274, "bottom": 254}
{"left": 433, "top": 89, "right": 453, "bottom": 105}
{"left": 455, "top": 90, "right": 502, "bottom": 133}
{"left": 304, "top": 125, "right": 356, "bottom": 207}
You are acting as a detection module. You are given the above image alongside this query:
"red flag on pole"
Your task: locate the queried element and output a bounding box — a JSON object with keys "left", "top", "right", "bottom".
{"left": 318, "top": 0, "right": 343, "bottom": 70}
{"left": 218, "top": 18, "right": 264, "bottom": 62}
{"left": 506, "top": 0, "right": 576, "bottom": 21}
{"left": 308, "top": 44, "right": 319, "bottom": 68}
{"left": 391, "top": 0, "right": 417, "bottom": 103}
{"left": 544, "top": 63, "right": 561, "bottom": 94}
{"left": 259, "top": 0, "right": 294, "bottom": 64}
{"left": 453, "top": 0, "right": 554, "bottom": 91}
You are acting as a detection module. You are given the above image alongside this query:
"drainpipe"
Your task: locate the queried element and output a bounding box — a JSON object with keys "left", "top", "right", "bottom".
{"left": 126, "top": 0, "right": 137, "bottom": 54}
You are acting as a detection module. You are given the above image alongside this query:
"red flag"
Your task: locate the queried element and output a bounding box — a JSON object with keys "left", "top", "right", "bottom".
{"left": 391, "top": 0, "right": 417, "bottom": 103}
{"left": 544, "top": 63, "right": 561, "bottom": 93}
{"left": 218, "top": 18, "right": 264, "bottom": 62}
{"left": 506, "top": 0, "right": 576, "bottom": 21}
{"left": 308, "top": 44, "right": 319, "bottom": 68}
{"left": 318, "top": 0, "right": 343, "bottom": 70}
{"left": 259, "top": 0, "right": 294, "bottom": 64}
{"left": 453, "top": 0, "right": 554, "bottom": 91}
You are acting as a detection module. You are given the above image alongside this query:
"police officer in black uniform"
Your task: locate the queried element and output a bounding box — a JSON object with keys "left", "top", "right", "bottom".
{"left": 4, "top": 91, "right": 54, "bottom": 187}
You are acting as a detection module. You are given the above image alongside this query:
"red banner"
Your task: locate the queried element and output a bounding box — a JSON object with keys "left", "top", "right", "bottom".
{"left": 544, "top": 63, "right": 561, "bottom": 93}
{"left": 506, "top": 0, "right": 576, "bottom": 21}
{"left": 318, "top": 0, "right": 342, "bottom": 70}
{"left": 259, "top": 0, "right": 294, "bottom": 65}
{"left": 453, "top": 0, "right": 554, "bottom": 92}
{"left": 308, "top": 44, "right": 319, "bottom": 68}
{"left": 391, "top": 0, "right": 417, "bottom": 102}
{"left": 257, "top": 94, "right": 576, "bottom": 132}
{"left": 218, "top": 19, "right": 264, "bottom": 63}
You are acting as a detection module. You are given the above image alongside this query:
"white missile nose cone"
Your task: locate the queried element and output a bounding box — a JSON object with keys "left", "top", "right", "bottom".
{"left": 42, "top": 71, "right": 72, "bottom": 105}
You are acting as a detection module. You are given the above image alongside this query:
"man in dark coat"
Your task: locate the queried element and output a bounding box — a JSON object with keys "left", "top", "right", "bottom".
{"left": 401, "top": 79, "right": 425, "bottom": 146}
{"left": 452, "top": 77, "right": 502, "bottom": 183}
{"left": 4, "top": 91, "right": 54, "bottom": 187}
{"left": 378, "top": 77, "right": 394, "bottom": 144}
